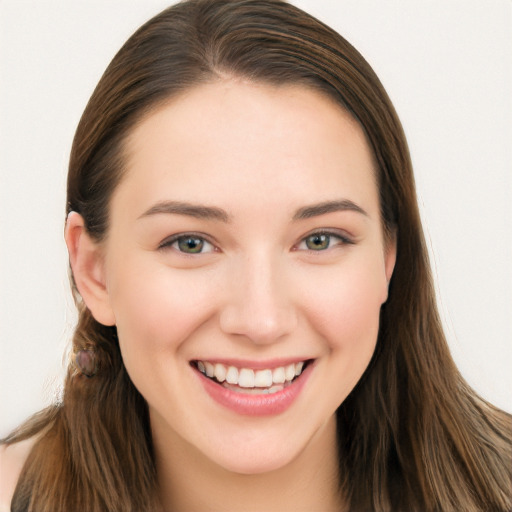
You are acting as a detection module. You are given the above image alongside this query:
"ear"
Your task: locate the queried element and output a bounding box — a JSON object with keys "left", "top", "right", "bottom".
{"left": 65, "top": 212, "right": 116, "bottom": 326}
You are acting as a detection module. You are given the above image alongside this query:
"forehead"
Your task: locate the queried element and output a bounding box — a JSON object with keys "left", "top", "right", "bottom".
{"left": 115, "top": 80, "right": 379, "bottom": 221}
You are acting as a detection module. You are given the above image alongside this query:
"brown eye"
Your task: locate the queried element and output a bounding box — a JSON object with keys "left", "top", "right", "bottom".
{"left": 305, "top": 233, "right": 330, "bottom": 250}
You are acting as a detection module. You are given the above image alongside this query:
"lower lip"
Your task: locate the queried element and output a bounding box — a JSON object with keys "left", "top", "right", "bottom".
{"left": 196, "top": 363, "right": 313, "bottom": 416}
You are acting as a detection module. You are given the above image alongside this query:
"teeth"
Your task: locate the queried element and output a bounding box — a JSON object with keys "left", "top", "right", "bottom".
{"left": 225, "top": 366, "right": 239, "bottom": 384}
{"left": 264, "top": 385, "right": 284, "bottom": 394}
{"left": 204, "top": 362, "right": 215, "bottom": 378}
{"left": 214, "top": 363, "right": 226, "bottom": 382}
{"left": 285, "top": 364, "right": 295, "bottom": 381}
{"left": 223, "top": 383, "right": 285, "bottom": 394}
{"left": 238, "top": 369, "right": 255, "bottom": 388}
{"left": 272, "top": 367, "right": 285, "bottom": 384}
{"left": 254, "top": 369, "right": 273, "bottom": 388}
{"left": 196, "top": 360, "right": 308, "bottom": 389}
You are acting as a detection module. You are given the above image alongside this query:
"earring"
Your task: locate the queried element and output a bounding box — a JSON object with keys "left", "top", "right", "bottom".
{"left": 74, "top": 349, "right": 98, "bottom": 378}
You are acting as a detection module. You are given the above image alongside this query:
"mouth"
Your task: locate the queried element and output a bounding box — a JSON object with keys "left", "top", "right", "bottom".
{"left": 191, "top": 359, "right": 313, "bottom": 395}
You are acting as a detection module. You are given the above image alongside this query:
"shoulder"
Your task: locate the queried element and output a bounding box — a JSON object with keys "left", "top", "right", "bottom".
{"left": 0, "top": 437, "right": 37, "bottom": 512}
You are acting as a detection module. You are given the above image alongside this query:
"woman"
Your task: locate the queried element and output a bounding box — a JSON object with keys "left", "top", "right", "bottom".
{"left": 1, "top": 0, "right": 511, "bottom": 510}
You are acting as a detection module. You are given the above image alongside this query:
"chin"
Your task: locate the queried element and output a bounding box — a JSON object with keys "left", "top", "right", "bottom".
{"left": 214, "top": 446, "right": 299, "bottom": 476}
{"left": 202, "top": 423, "right": 319, "bottom": 477}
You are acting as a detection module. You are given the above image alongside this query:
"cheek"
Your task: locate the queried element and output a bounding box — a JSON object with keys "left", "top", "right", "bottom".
{"left": 305, "top": 258, "right": 386, "bottom": 369}
{"left": 107, "top": 259, "right": 217, "bottom": 368}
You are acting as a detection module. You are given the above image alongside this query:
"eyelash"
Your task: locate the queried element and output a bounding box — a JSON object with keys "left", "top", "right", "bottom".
{"left": 159, "top": 230, "right": 353, "bottom": 255}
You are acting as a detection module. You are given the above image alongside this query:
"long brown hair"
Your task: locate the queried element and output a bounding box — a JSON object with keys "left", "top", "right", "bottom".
{"left": 4, "top": 1, "right": 511, "bottom": 510}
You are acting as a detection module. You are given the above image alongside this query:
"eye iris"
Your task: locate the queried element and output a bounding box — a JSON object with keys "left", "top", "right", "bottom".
{"left": 178, "top": 237, "right": 204, "bottom": 253}
{"left": 306, "top": 234, "right": 329, "bottom": 250}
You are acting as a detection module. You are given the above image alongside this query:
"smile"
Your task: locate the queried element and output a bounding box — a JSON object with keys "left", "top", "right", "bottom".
{"left": 195, "top": 360, "right": 306, "bottom": 393}
{"left": 192, "top": 359, "right": 314, "bottom": 416}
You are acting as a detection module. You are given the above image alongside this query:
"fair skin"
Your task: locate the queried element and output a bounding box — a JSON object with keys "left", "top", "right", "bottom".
{"left": 66, "top": 80, "right": 395, "bottom": 511}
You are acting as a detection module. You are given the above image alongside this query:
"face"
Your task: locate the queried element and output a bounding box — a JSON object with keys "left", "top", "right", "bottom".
{"left": 88, "top": 80, "right": 395, "bottom": 474}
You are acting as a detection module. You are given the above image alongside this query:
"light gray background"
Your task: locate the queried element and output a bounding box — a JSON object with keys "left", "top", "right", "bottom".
{"left": 1, "top": 0, "right": 511, "bottom": 437}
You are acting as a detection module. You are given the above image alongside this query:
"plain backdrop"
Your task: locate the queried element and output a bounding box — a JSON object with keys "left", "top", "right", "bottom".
{"left": 1, "top": 0, "right": 511, "bottom": 437}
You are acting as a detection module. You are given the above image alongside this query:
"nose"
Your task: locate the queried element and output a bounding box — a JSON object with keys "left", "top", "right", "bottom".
{"left": 219, "top": 252, "right": 298, "bottom": 345}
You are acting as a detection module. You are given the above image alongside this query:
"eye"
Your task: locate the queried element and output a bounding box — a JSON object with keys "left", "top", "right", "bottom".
{"left": 160, "top": 234, "right": 215, "bottom": 254}
{"left": 304, "top": 233, "right": 330, "bottom": 251}
{"left": 296, "top": 231, "right": 352, "bottom": 251}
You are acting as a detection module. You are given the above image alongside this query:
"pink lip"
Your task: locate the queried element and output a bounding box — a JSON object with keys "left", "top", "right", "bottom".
{"left": 195, "top": 361, "right": 313, "bottom": 416}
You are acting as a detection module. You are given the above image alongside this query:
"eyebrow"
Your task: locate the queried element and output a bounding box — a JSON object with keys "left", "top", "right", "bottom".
{"left": 138, "top": 198, "right": 367, "bottom": 223}
{"left": 292, "top": 199, "right": 368, "bottom": 220}
{"left": 139, "top": 201, "right": 230, "bottom": 222}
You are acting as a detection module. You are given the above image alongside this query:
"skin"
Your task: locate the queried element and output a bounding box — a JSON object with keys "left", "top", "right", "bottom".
{"left": 66, "top": 79, "right": 396, "bottom": 511}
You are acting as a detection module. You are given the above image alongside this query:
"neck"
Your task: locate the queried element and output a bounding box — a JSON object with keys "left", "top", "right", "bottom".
{"left": 153, "top": 415, "right": 345, "bottom": 512}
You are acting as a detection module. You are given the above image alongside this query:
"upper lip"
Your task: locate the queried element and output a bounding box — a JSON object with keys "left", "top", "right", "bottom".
{"left": 190, "top": 357, "right": 314, "bottom": 370}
